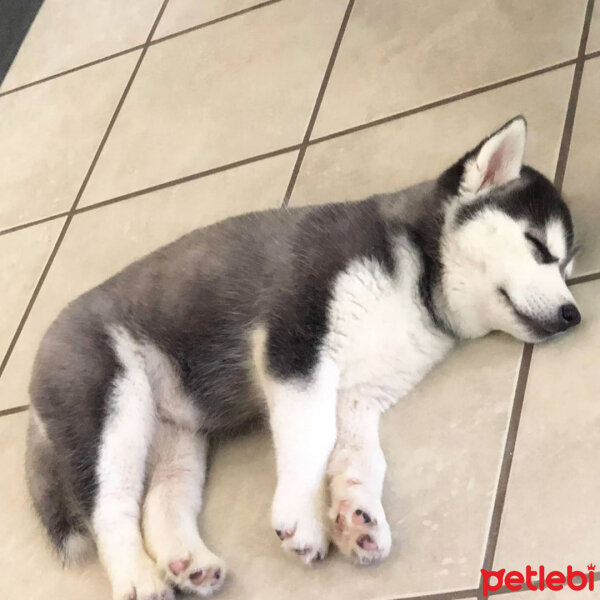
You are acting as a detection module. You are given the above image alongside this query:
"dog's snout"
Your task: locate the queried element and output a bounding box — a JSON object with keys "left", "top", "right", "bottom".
{"left": 558, "top": 303, "right": 581, "bottom": 331}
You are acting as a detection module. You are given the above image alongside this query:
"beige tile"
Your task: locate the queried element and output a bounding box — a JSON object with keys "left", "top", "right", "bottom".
{"left": 204, "top": 335, "right": 521, "bottom": 600}
{"left": 0, "top": 51, "right": 139, "bottom": 231}
{"left": 1, "top": 0, "right": 161, "bottom": 91}
{"left": 313, "top": 0, "right": 586, "bottom": 138}
{"left": 292, "top": 66, "right": 574, "bottom": 207}
{"left": 155, "top": 0, "right": 264, "bottom": 39}
{"left": 0, "top": 152, "right": 295, "bottom": 412}
{"left": 0, "top": 220, "right": 63, "bottom": 360}
{"left": 562, "top": 57, "right": 600, "bottom": 276}
{"left": 494, "top": 280, "right": 600, "bottom": 573}
{"left": 80, "top": 0, "right": 347, "bottom": 207}
{"left": 0, "top": 412, "right": 111, "bottom": 600}
{"left": 588, "top": 3, "right": 600, "bottom": 52}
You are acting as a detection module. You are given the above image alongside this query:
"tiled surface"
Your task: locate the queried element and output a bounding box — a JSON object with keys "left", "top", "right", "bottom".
{"left": 154, "top": 0, "right": 265, "bottom": 39}
{"left": 0, "top": 219, "right": 64, "bottom": 358}
{"left": 80, "top": 0, "right": 346, "bottom": 206}
{"left": 0, "top": 0, "right": 161, "bottom": 91}
{"left": 494, "top": 280, "right": 600, "bottom": 572}
{"left": 0, "top": 51, "right": 139, "bottom": 230}
{"left": 562, "top": 57, "right": 600, "bottom": 276}
{"left": 1, "top": 1, "right": 599, "bottom": 600}
{"left": 312, "top": 0, "right": 587, "bottom": 138}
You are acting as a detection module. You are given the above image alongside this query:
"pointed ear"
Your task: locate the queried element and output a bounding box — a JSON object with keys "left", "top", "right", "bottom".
{"left": 441, "top": 116, "right": 527, "bottom": 197}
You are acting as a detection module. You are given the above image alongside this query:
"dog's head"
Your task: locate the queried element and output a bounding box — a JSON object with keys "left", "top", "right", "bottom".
{"left": 437, "top": 116, "right": 580, "bottom": 343}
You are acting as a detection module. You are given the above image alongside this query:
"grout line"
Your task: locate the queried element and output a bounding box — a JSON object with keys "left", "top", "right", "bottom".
{"left": 0, "top": 405, "right": 29, "bottom": 418}
{"left": 281, "top": 0, "right": 355, "bottom": 207}
{"left": 75, "top": 145, "right": 302, "bottom": 215}
{"left": 308, "top": 58, "right": 578, "bottom": 147}
{"left": 476, "top": 5, "right": 596, "bottom": 596}
{"left": 477, "top": 343, "right": 533, "bottom": 599}
{"left": 149, "top": 0, "right": 284, "bottom": 45}
{"left": 0, "top": 0, "right": 171, "bottom": 384}
{"left": 0, "top": 45, "right": 144, "bottom": 98}
{"left": 554, "top": 0, "right": 595, "bottom": 193}
{"left": 0, "top": 211, "right": 70, "bottom": 237}
{"left": 585, "top": 48, "right": 600, "bottom": 60}
{"left": 567, "top": 270, "right": 600, "bottom": 286}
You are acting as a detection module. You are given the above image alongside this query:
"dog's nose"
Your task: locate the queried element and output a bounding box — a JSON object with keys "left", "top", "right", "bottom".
{"left": 558, "top": 303, "right": 581, "bottom": 330}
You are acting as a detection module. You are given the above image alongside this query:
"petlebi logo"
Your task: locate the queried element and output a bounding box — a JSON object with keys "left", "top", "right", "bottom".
{"left": 481, "top": 564, "right": 596, "bottom": 596}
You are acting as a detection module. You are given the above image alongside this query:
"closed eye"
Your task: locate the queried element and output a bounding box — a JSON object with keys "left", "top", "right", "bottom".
{"left": 524, "top": 233, "right": 558, "bottom": 264}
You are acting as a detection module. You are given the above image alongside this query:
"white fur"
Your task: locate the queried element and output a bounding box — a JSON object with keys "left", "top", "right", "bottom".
{"left": 253, "top": 329, "right": 339, "bottom": 563}
{"left": 321, "top": 240, "right": 452, "bottom": 561}
{"left": 62, "top": 531, "right": 96, "bottom": 565}
{"left": 327, "top": 394, "right": 391, "bottom": 563}
{"left": 546, "top": 218, "right": 568, "bottom": 260}
{"left": 93, "top": 327, "right": 172, "bottom": 600}
{"left": 143, "top": 422, "right": 225, "bottom": 596}
{"left": 326, "top": 243, "right": 453, "bottom": 407}
{"left": 441, "top": 205, "right": 575, "bottom": 341}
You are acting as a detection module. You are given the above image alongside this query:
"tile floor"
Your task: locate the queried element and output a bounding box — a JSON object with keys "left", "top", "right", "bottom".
{"left": 0, "top": 1, "right": 599, "bottom": 599}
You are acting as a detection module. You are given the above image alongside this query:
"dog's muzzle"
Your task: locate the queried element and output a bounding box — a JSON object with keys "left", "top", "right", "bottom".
{"left": 499, "top": 289, "right": 581, "bottom": 337}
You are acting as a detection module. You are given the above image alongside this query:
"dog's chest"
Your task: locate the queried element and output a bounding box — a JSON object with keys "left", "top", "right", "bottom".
{"left": 325, "top": 256, "right": 452, "bottom": 406}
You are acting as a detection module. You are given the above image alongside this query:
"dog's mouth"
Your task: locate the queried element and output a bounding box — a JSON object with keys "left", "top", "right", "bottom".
{"left": 498, "top": 287, "right": 557, "bottom": 339}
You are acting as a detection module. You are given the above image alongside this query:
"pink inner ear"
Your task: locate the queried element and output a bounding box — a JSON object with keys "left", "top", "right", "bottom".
{"left": 480, "top": 145, "right": 504, "bottom": 190}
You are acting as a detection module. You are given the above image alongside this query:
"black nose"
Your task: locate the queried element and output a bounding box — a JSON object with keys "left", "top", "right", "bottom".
{"left": 559, "top": 303, "right": 581, "bottom": 330}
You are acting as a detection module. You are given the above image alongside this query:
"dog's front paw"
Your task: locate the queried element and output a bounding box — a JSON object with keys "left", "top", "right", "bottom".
{"left": 328, "top": 477, "right": 391, "bottom": 564}
{"left": 271, "top": 486, "right": 329, "bottom": 564}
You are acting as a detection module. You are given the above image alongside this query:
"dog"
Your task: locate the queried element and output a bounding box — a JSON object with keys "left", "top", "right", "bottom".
{"left": 25, "top": 116, "right": 580, "bottom": 599}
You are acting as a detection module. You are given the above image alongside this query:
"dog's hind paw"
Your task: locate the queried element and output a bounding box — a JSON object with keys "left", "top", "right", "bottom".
{"left": 158, "top": 547, "right": 226, "bottom": 597}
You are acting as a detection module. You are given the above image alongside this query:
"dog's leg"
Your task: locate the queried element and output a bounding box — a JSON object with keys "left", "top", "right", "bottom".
{"left": 143, "top": 421, "right": 225, "bottom": 597}
{"left": 265, "top": 358, "right": 339, "bottom": 563}
{"left": 327, "top": 393, "right": 392, "bottom": 564}
{"left": 93, "top": 331, "right": 173, "bottom": 600}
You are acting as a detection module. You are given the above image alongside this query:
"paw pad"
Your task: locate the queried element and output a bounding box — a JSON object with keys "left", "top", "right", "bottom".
{"left": 353, "top": 509, "right": 374, "bottom": 525}
{"left": 168, "top": 559, "right": 189, "bottom": 576}
{"left": 356, "top": 534, "right": 377, "bottom": 550}
{"left": 275, "top": 528, "right": 294, "bottom": 540}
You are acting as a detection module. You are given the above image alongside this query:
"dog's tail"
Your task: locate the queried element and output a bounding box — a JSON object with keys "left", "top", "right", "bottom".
{"left": 25, "top": 410, "right": 94, "bottom": 565}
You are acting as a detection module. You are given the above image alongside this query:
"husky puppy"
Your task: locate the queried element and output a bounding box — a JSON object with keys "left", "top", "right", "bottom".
{"left": 26, "top": 117, "right": 580, "bottom": 599}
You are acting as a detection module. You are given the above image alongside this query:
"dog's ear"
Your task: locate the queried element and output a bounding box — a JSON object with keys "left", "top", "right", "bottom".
{"left": 439, "top": 116, "right": 527, "bottom": 197}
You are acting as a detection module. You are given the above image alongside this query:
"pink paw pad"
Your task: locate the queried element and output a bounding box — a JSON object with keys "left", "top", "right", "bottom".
{"left": 356, "top": 534, "right": 378, "bottom": 551}
{"left": 190, "top": 568, "right": 222, "bottom": 587}
{"left": 168, "top": 559, "right": 190, "bottom": 576}
{"left": 352, "top": 509, "right": 374, "bottom": 526}
{"left": 275, "top": 528, "right": 295, "bottom": 540}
